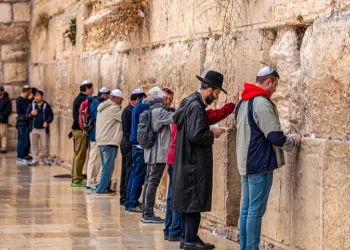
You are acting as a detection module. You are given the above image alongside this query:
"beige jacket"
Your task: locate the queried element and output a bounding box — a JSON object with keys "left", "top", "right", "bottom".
{"left": 96, "top": 99, "right": 123, "bottom": 147}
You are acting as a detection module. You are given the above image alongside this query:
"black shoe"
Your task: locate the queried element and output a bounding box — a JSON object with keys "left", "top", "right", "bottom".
{"left": 120, "top": 198, "right": 125, "bottom": 206}
{"left": 180, "top": 241, "right": 184, "bottom": 249}
{"left": 141, "top": 215, "right": 165, "bottom": 224}
{"left": 169, "top": 236, "right": 181, "bottom": 241}
{"left": 24, "top": 156, "right": 33, "bottom": 161}
{"left": 183, "top": 237, "right": 215, "bottom": 250}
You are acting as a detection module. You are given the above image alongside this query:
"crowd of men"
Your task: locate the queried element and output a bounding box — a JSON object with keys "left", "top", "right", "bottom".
{"left": 1, "top": 66, "right": 301, "bottom": 250}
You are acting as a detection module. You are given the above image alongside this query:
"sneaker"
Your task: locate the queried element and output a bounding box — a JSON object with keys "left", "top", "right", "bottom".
{"left": 42, "top": 159, "right": 52, "bottom": 166}
{"left": 16, "top": 158, "right": 28, "bottom": 162}
{"left": 128, "top": 206, "right": 143, "bottom": 213}
{"left": 28, "top": 159, "right": 39, "bottom": 166}
{"left": 96, "top": 190, "right": 116, "bottom": 196}
{"left": 71, "top": 182, "right": 86, "bottom": 188}
{"left": 86, "top": 186, "right": 96, "bottom": 193}
{"left": 142, "top": 215, "right": 165, "bottom": 224}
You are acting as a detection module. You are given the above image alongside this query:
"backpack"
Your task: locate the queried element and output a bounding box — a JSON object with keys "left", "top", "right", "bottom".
{"left": 78, "top": 99, "right": 93, "bottom": 136}
{"left": 137, "top": 108, "right": 157, "bottom": 149}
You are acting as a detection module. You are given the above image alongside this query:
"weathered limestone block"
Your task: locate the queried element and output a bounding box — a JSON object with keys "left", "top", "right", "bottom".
{"left": 7, "top": 127, "right": 17, "bottom": 140}
{"left": 297, "top": 16, "right": 350, "bottom": 139}
{"left": 291, "top": 140, "right": 323, "bottom": 250}
{"left": 5, "top": 85, "right": 22, "bottom": 100}
{"left": 1, "top": 44, "right": 27, "bottom": 62}
{"left": 8, "top": 113, "right": 17, "bottom": 127}
{"left": 323, "top": 141, "right": 350, "bottom": 250}
{"left": 0, "top": 62, "right": 3, "bottom": 85}
{"left": 0, "top": 24, "right": 28, "bottom": 44}
{"left": 0, "top": 3, "right": 12, "bottom": 23}
{"left": 269, "top": 28, "right": 306, "bottom": 134}
{"left": 13, "top": 3, "right": 31, "bottom": 22}
{"left": 4, "top": 63, "right": 27, "bottom": 83}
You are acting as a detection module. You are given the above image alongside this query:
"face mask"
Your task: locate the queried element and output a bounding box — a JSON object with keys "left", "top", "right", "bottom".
{"left": 205, "top": 92, "right": 215, "bottom": 105}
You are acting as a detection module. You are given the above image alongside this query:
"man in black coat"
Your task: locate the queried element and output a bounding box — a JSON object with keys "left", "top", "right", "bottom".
{"left": 172, "top": 71, "right": 226, "bottom": 250}
{"left": 0, "top": 86, "right": 12, "bottom": 153}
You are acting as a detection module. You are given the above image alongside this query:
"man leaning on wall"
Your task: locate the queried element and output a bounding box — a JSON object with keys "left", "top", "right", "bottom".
{"left": 235, "top": 66, "right": 301, "bottom": 250}
{"left": 71, "top": 80, "right": 94, "bottom": 187}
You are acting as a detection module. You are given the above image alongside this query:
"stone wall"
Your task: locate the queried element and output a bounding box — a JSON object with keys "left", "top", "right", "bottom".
{"left": 18, "top": 0, "right": 350, "bottom": 249}
{"left": 0, "top": 0, "right": 30, "bottom": 150}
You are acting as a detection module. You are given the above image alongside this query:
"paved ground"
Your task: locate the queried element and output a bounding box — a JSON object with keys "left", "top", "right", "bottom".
{"left": 0, "top": 153, "right": 240, "bottom": 249}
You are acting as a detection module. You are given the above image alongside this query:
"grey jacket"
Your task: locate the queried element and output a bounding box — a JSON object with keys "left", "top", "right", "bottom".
{"left": 142, "top": 96, "right": 173, "bottom": 164}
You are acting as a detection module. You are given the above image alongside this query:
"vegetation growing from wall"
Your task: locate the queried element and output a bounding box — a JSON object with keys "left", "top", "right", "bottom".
{"left": 64, "top": 19, "right": 77, "bottom": 46}
{"left": 96, "top": 0, "right": 150, "bottom": 42}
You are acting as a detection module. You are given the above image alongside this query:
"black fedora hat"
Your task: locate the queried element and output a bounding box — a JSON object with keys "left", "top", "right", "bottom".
{"left": 196, "top": 71, "right": 227, "bottom": 94}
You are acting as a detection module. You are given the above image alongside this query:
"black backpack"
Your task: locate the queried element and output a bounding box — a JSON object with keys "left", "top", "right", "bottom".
{"left": 137, "top": 108, "right": 157, "bottom": 149}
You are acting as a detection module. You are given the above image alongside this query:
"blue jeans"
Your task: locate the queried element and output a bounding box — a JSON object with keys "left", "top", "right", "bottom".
{"left": 239, "top": 172, "right": 273, "bottom": 250}
{"left": 96, "top": 145, "right": 118, "bottom": 193}
{"left": 125, "top": 146, "right": 147, "bottom": 209}
{"left": 164, "top": 165, "right": 182, "bottom": 238}
{"left": 17, "top": 126, "right": 29, "bottom": 158}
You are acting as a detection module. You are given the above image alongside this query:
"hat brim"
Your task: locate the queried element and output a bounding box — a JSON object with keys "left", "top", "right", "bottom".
{"left": 196, "top": 76, "right": 227, "bottom": 95}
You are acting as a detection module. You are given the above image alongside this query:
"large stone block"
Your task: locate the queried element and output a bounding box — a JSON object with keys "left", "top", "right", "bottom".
{"left": 8, "top": 113, "right": 17, "bottom": 127}
{"left": 323, "top": 141, "right": 350, "bottom": 250}
{"left": 0, "top": 3, "right": 12, "bottom": 23}
{"left": 13, "top": 2, "right": 31, "bottom": 22}
{"left": 1, "top": 44, "right": 28, "bottom": 62}
{"left": 7, "top": 127, "right": 17, "bottom": 140}
{"left": 0, "top": 24, "right": 28, "bottom": 44}
{"left": 3, "top": 63, "right": 27, "bottom": 83}
{"left": 292, "top": 140, "right": 323, "bottom": 250}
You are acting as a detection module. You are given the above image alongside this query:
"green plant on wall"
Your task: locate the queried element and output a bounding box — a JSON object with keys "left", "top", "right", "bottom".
{"left": 64, "top": 19, "right": 77, "bottom": 46}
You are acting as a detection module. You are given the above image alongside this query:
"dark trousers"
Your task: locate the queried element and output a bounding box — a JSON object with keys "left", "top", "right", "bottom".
{"left": 181, "top": 213, "right": 201, "bottom": 243}
{"left": 120, "top": 143, "right": 133, "bottom": 202}
{"left": 125, "top": 146, "right": 147, "bottom": 209}
{"left": 142, "top": 163, "right": 166, "bottom": 216}
{"left": 164, "top": 165, "right": 182, "bottom": 238}
{"left": 17, "top": 126, "right": 30, "bottom": 158}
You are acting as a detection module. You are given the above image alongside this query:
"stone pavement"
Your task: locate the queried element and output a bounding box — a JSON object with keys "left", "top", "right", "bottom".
{"left": 0, "top": 153, "right": 239, "bottom": 249}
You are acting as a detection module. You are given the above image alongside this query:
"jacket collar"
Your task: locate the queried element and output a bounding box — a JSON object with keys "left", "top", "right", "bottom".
{"left": 241, "top": 83, "right": 271, "bottom": 101}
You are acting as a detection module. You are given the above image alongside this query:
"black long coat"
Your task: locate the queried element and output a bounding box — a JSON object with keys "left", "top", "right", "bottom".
{"left": 171, "top": 92, "right": 214, "bottom": 213}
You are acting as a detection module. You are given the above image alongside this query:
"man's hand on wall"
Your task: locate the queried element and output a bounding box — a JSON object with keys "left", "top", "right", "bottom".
{"left": 232, "top": 88, "right": 240, "bottom": 104}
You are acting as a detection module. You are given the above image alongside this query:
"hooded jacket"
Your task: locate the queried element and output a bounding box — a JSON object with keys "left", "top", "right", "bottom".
{"left": 171, "top": 91, "right": 214, "bottom": 213}
{"left": 142, "top": 96, "right": 173, "bottom": 164}
{"left": 235, "top": 83, "right": 296, "bottom": 175}
{"left": 96, "top": 99, "right": 123, "bottom": 147}
{"left": 0, "top": 92, "right": 12, "bottom": 124}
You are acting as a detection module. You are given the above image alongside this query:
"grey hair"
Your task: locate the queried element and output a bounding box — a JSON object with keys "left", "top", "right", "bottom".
{"left": 157, "top": 90, "right": 170, "bottom": 100}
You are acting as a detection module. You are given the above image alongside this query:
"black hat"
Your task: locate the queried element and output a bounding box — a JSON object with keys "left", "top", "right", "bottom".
{"left": 196, "top": 71, "right": 227, "bottom": 94}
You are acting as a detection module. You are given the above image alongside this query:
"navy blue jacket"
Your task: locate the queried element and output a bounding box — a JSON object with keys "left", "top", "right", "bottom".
{"left": 129, "top": 98, "right": 150, "bottom": 144}
{"left": 26, "top": 101, "right": 54, "bottom": 134}
{"left": 87, "top": 96, "right": 106, "bottom": 142}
